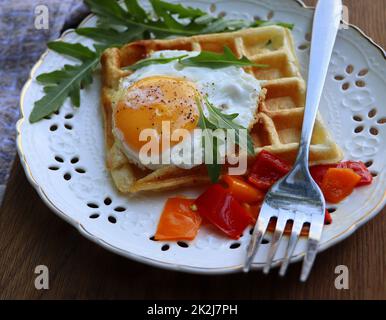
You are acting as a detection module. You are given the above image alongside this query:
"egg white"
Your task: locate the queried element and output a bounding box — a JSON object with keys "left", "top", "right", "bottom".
{"left": 113, "top": 50, "right": 262, "bottom": 170}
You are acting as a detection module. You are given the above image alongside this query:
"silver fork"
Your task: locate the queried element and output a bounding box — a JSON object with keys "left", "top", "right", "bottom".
{"left": 244, "top": 0, "right": 342, "bottom": 281}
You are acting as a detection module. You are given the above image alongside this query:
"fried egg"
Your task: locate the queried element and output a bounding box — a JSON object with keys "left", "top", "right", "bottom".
{"left": 112, "top": 50, "right": 261, "bottom": 170}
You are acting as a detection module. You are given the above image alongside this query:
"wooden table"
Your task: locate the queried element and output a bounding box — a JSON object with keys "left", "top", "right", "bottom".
{"left": 1, "top": 0, "right": 385, "bottom": 300}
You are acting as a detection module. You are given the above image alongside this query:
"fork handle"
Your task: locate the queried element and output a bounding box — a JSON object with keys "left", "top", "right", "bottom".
{"left": 296, "top": 0, "right": 342, "bottom": 165}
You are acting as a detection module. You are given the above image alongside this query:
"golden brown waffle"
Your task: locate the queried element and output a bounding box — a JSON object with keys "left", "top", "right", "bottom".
{"left": 101, "top": 26, "right": 343, "bottom": 193}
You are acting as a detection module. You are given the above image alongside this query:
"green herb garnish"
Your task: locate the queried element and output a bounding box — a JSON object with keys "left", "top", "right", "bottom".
{"left": 125, "top": 54, "right": 189, "bottom": 70}
{"left": 29, "top": 43, "right": 101, "bottom": 123}
{"left": 29, "top": 0, "right": 293, "bottom": 123}
{"left": 151, "top": 0, "right": 207, "bottom": 19}
{"left": 180, "top": 46, "right": 268, "bottom": 69}
{"left": 203, "top": 96, "right": 255, "bottom": 156}
{"left": 196, "top": 96, "right": 255, "bottom": 182}
{"left": 197, "top": 98, "right": 222, "bottom": 183}
{"left": 124, "top": 46, "right": 268, "bottom": 71}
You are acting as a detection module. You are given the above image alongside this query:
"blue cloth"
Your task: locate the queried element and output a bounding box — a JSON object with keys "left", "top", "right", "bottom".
{"left": 0, "top": 0, "right": 89, "bottom": 202}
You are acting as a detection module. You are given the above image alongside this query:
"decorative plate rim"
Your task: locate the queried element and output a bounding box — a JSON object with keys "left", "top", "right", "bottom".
{"left": 16, "top": 0, "right": 386, "bottom": 274}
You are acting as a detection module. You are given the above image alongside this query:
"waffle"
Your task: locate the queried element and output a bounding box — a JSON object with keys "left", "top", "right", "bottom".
{"left": 101, "top": 26, "right": 343, "bottom": 193}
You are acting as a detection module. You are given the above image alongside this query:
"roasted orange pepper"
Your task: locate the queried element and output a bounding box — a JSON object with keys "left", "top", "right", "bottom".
{"left": 155, "top": 198, "right": 202, "bottom": 241}
{"left": 223, "top": 175, "right": 265, "bottom": 204}
{"left": 321, "top": 168, "right": 361, "bottom": 203}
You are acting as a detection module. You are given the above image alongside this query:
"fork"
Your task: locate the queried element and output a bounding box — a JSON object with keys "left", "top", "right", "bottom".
{"left": 243, "top": 0, "right": 342, "bottom": 281}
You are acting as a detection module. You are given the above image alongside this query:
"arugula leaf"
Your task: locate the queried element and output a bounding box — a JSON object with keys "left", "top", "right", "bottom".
{"left": 124, "top": 54, "right": 189, "bottom": 70}
{"left": 31, "top": 10, "right": 145, "bottom": 122}
{"left": 123, "top": 47, "right": 268, "bottom": 71}
{"left": 151, "top": 0, "right": 206, "bottom": 19}
{"left": 75, "top": 27, "right": 143, "bottom": 46}
{"left": 180, "top": 46, "right": 268, "bottom": 69}
{"left": 84, "top": 0, "right": 129, "bottom": 25}
{"left": 85, "top": 0, "right": 276, "bottom": 38}
{"left": 150, "top": 0, "right": 187, "bottom": 30}
{"left": 205, "top": 136, "right": 222, "bottom": 183}
{"left": 47, "top": 42, "right": 96, "bottom": 61}
{"left": 86, "top": 0, "right": 201, "bottom": 37}
{"left": 30, "top": 60, "right": 98, "bottom": 123}
{"left": 196, "top": 97, "right": 222, "bottom": 183}
{"left": 203, "top": 96, "right": 255, "bottom": 156}
{"left": 29, "top": 40, "right": 105, "bottom": 123}
{"left": 124, "top": 0, "right": 148, "bottom": 21}
{"left": 196, "top": 96, "right": 255, "bottom": 182}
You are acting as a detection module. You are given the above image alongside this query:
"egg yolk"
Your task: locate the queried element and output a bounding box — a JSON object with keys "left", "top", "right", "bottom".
{"left": 114, "top": 76, "right": 200, "bottom": 153}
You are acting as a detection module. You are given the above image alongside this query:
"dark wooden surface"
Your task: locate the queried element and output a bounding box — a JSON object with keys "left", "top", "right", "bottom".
{"left": 1, "top": 0, "right": 385, "bottom": 300}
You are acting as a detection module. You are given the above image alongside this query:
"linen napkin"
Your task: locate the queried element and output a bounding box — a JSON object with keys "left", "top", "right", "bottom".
{"left": 0, "top": 0, "right": 89, "bottom": 202}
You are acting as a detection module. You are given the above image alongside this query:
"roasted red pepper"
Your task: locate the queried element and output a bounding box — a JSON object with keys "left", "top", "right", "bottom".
{"left": 337, "top": 161, "right": 372, "bottom": 186}
{"left": 195, "top": 184, "right": 253, "bottom": 239}
{"left": 248, "top": 150, "right": 291, "bottom": 191}
{"left": 242, "top": 202, "right": 262, "bottom": 223}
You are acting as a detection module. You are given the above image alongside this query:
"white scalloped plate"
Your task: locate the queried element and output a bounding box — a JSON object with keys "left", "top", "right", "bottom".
{"left": 17, "top": 0, "right": 386, "bottom": 274}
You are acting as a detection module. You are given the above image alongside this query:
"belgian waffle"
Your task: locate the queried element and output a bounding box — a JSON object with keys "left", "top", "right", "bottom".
{"left": 101, "top": 26, "right": 343, "bottom": 193}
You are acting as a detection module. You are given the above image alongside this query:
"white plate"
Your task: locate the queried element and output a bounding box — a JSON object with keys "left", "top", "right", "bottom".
{"left": 17, "top": 0, "right": 386, "bottom": 274}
